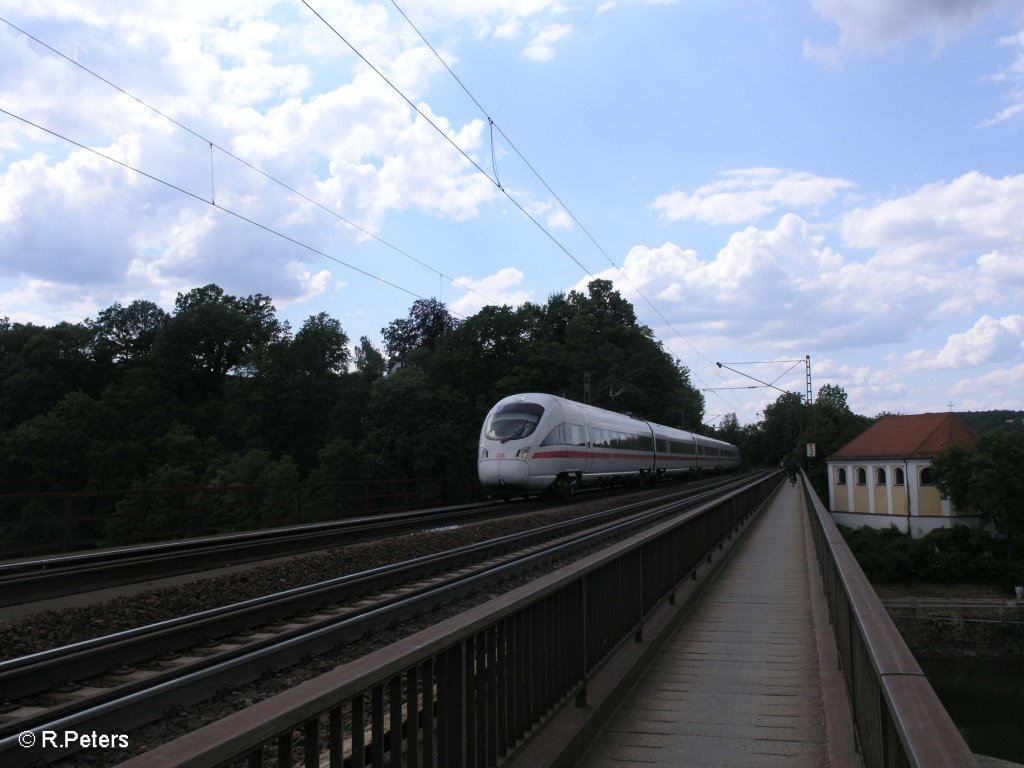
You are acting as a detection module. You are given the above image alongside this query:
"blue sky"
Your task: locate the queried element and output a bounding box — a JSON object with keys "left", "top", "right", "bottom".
{"left": 1, "top": 0, "right": 1022, "bottom": 425}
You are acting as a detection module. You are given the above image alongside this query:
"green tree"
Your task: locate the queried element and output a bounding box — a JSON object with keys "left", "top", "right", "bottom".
{"left": 200, "top": 449, "right": 301, "bottom": 528}
{"left": 360, "top": 367, "right": 474, "bottom": 480}
{"left": 760, "top": 391, "right": 808, "bottom": 466}
{"left": 354, "top": 336, "right": 386, "bottom": 381}
{"left": 236, "top": 311, "right": 353, "bottom": 473}
{"left": 804, "top": 383, "right": 873, "bottom": 495}
{"left": 7, "top": 392, "right": 115, "bottom": 492}
{"left": 0, "top": 321, "right": 109, "bottom": 427}
{"left": 89, "top": 300, "right": 169, "bottom": 365}
{"left": 382, "top": 298, "right": 456, "bottom": 369}
{"left": 714, "top": 413, "right": 742, "bottom": 446}
{"left": 289, "top": 312, "right": 350, "bottom": 377}
{"left": 933, "top": 431, "right": 1024, "bottom": 556}
{"left": 153, "top": 284, "right": 284, "bottom": 398}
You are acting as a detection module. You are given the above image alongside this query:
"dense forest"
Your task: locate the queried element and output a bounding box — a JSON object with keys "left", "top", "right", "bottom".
{"left": 2, "top": 279, "right": 1017, "bottom": 554}
{"left": 0, "top": 280, "right": 708, "bottom": 550}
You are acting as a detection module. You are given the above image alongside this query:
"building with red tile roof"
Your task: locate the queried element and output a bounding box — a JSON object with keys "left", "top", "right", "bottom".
{"left": 826, "top": 412, "right": 979, "bottom": 536}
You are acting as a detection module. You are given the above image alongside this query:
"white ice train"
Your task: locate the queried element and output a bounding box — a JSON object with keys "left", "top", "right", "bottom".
{"left": 478, "top": 392, "right": 740, "bottom": 497}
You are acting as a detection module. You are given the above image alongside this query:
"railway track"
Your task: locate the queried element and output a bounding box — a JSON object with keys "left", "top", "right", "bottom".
{"left": 0, "top": 498, "right": 542, "bottom": 607}
{"left": 0, "top": 474, "right": 758, "bottom": 766}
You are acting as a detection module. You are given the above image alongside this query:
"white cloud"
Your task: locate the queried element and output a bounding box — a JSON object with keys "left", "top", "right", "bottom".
{"left": 808, "top": 0, "right": 1007, "bottom": 55}
{"left": 982, "top": 28, "right": 1024, "bottom": 126}
{"left": 578, "top": 214, "right": 846, "bottom": 343}
{"left": 277, "top": 263, "right": 337, "bottom": 307}
{"left": 977, "top": 249, "right": 1024, "bottom": 285}
{"left": 449, "top": 266, "right": 532, "bottom": 316}
{"left": 521, "top": 195, "right": 572, "bottom": 229}
{"left": 651, "top": 168, "right": 855, "bottom": 226}
{"left": 522, "top": 22, "right": 573, "bottom": 62}
{"left": 0, "top": 278, "right": 105, "bottom": 326}
{"left": 904, "top": 315, "right": 1024, "bottom": 369}
{"left": 0, "top": 143, "right": 157, "bottom": 285}
{"left": 0, "top": 1, "right": 512, "bottom": 320}
{"left": 813, "top": 358, "right": 908, "bottom": 415}
{"left": 840, "top": 171, "right": 1024, "bottom": 268}
{"left": 381, "top": 1, "right": 575, "bottom": 57}
{"left": 582, "top": 210, "right": 1011, "bottom": 357}
{"left": 598, "top": 0, "right": 676, "bottom": 14}
{"left": 494, "top": 19, "right": 522, "bottom": 39}
{"left": 949, "top": 363, "right": 1024, "bottom": 406}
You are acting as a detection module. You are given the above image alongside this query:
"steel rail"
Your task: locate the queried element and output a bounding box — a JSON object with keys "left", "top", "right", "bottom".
{"left": 0, "top": 498, "right": 531, "bottom": 606}
{"left": 0, "top": 475, "right": 740, "bottom": 701}
{"left": 0, "top": 474, "right": 758, "bottom": 765}
{"left": 104, "top": 472, "right": 779, "bottom": 768}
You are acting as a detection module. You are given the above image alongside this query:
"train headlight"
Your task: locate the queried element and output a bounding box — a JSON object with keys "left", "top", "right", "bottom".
{"left": 516, "top": 447, "right": 530, "bottom": 459}
{"left": 480, "top": 447, "right": 488, "bottom": 459}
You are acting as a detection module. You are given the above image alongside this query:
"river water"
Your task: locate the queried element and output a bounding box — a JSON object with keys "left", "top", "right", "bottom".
{"left": 919, "top": 656, "right": 1024, "bottom": 764}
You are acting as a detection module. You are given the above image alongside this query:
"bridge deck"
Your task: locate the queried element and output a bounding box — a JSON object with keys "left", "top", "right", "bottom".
{"left": 575, "top": 481, "right": 855, "bottom": 768}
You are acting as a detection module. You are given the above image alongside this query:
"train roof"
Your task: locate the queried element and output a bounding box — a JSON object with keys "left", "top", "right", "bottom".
{"left": 491, "top": 393, "right": 737, "bottom": 450}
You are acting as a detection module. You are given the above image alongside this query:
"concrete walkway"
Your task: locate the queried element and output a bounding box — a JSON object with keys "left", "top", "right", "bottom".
{"left": 576, "top": 482, "right": 842, "bottom": 767}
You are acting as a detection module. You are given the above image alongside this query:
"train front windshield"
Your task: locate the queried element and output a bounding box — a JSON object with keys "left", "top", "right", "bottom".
{"left": 485, "top": 403, "right": 544, "bottom": 443}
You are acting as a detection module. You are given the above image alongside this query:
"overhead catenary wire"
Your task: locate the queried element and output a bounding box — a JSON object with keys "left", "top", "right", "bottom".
{"left": 0, "top": 106, "right": 477, "bottom": 318}
{"left": 0, "top": 15, "right": 495, "bottom": 308}
{"left": 8, "top": 10, "right": 755, "bottom": 415}
{"left": 300, "top": 0, "right": 597, "bottom": 282}
{"left": 384, "top": 0, "right": 740, "bottom": 410}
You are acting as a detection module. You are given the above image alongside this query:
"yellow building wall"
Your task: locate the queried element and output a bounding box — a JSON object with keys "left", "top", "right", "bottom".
{"left": 891, "top": 483, "right": 908, "bottom": 518}
{"left": 918, "top": 485, "right": 944, "bottom": 516}
{"left": 830, "top": 465, "right": 850, "bottom": 511}
{"left": 833, "top": 475, "right": 849, "bottom": 512}
{"left": 873, "top": 483, "right": 889, "bottom": 515}
{"left": 852, "top": 473, "right": 869, "bottom": 512}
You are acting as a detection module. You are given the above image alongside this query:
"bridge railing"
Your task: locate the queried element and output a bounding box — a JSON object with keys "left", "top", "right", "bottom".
{"left": 115, "top": 473, "right": 780, "bottom": 768}
{"left": 800, "top": 469, "right": 977, "bottom": 768}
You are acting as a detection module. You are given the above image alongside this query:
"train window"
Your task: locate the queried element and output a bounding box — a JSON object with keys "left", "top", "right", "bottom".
{"left": 540, "top": 423, "right": 568, "bottom": 447}
{"left": 570, "top": 424, "right": 587, "bottom": 446}
{"left": 539, "top": 423, "right": 586, "bottom": 447}
{"left": 485, "top": 403, "right": 544, "bottom": 442}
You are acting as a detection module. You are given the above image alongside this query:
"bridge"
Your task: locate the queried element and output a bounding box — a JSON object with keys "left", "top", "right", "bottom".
{"left": 120, "top": 472, "right": 978, "bottom": 768}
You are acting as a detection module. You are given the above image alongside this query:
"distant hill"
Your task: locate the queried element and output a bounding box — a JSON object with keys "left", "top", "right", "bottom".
{"left": 958, "top": 410, "right": 1024, "bottom": 434}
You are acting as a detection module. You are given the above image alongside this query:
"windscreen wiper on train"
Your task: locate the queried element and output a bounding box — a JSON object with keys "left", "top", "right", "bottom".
{"left": 501, "top": 423, "right": 527, "bottom": 443}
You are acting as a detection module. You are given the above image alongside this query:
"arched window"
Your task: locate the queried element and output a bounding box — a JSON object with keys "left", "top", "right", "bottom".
{"left": 920, "top": 467, "right": 935, "bottom": 486}
{"left": 856, "top": 467, "right": 867, "bottom": 486}
{"left": 836, "top": 467, "right": 847, "bottom": 486}
{"left": 893, "top": 467, "right": 905, "bottom": 486}
{"left": 876, "top": 467, "right": 887, "bottom": 485}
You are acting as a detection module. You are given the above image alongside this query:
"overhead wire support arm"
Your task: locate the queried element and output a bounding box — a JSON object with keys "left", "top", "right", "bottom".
{"left": 712, "top": 362, "right": 792, "bottom": 396}
{"left": 707, "top": 357, "right": 813, "bottom": 403}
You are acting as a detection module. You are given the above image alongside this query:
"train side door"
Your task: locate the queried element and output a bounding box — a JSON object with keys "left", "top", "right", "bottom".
{"left": 570, "top": 403, "right": 594, "bottom": 476}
